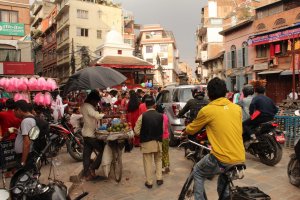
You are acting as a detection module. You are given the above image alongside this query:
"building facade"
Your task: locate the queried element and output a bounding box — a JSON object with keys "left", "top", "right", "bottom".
{"left": 31, "top": 0, "right": 55, "bottom": 75}
{"left": 55, "top": 0, "right": 122, "bottom": 82}
{"left": 0, "top": 0, "right": 33, "bottom": 75}
{"left": 136, "top": 24, "right": 179, "bottom": 86}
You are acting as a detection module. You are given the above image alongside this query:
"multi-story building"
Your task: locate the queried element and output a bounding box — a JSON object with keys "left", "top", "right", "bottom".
{"left": 248, "top": 0, "right": 300, "bottom": 103}
{"left": 55, "top": 0, "right": 122, "bottom": 82}
{"left": 123, "top": 10, "right": 135, "bottom": 48}
{"left": 136, "top": 24, "right": 179, "bottom": 86}
{"left": 0, "top": 0, "right": 33, "bottom": 75}
{"left": 31, "top": 0, "right": 55, "bottom": 75}
{"left": 195, "top": 0, "right": 234, "bottom": 83}
{"left": 41, "top": 6, "right": 57, "bottom": 77}
{"left": 178, "top": 61, "right": 194, "bottom": 84}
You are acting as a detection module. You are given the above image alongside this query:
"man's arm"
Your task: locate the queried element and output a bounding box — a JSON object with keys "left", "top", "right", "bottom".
{"left": 87, "top": 105, "right": 105, "bottom": 120}
{"left": 185, "top": 109, "right": 208, "bottom": 135}
{"left": 134, "top": 115, "right": 143, "bottom": 136}
{"left": 22, "top": 135, "right": 31, "bottom": 165}
{"left": 178, "top": 100, "right": 192, "bottom": 117}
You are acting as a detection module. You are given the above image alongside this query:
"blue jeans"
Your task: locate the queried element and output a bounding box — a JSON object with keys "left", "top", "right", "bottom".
{"left": 193, "top": 154, "right": 229, "bottom": 200}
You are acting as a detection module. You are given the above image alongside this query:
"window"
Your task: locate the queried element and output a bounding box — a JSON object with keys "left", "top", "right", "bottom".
{"left": 146, "top": 58, "right": 153, "bottom": 63}
{"left": 256, "top": 44, "right": 267, "bottom": 58}
{"left": 0, "top": 10, "right": 18, "bottom": 23}
{"left": 160, "top": 45, "right": 168, "bottom": 52}
{"left": 231, "top": 45, "right": 237, "bottom": 68}
{"left": 242, "top": 42, "right": 248, "bottom": 67}
{"left": 97, "top": 30, "right": 102, "bottom": 39}
{"left": 117, "top": 50, "right": 122, "bottom": 55}
{"left": 77, "top": 9, "right": 88, "bottom": 19}
{"left": 256, "top": 23, "right": 266, "bottom": 31}
{"left": 0, "top": 49, "right": 21, "bottom": 62}
{"left": 76, "top": 28, "right": 88, "bottom": 37}
{"left": 146, "top": 46, "right": 153, "bottom": 53}
{"left": 274, "top": 18, "right": 286, "bottom": 27}
{"left": 161, "top": 58, "right": 168, "bottom": 65}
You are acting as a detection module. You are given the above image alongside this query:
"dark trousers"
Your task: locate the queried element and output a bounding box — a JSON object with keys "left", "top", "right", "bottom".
{"left": 83, "top": 137, "right": 105, "bottom": 176}
{"left": 242, "top": 115, "right": 273, "bottom": 141}
{"left": 15, "top": 152, "right": 36, "bottom": 170}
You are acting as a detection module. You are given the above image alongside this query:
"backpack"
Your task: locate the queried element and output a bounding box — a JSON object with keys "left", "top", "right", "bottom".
{"left": 24, "top": 116, "right": 49, "bottom": 153}
{"left": 190, "top": 99, "right": 207, "bottom": 120}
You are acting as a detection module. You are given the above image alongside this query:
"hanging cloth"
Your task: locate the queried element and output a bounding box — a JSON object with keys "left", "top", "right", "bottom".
{"left": 287, "top": 40, "right": 292, "bottom": 51}
{"left": 275, "top": 44, "right": 281, "bottom": 54}
{"left": 269, "top": 43, "right": 275, "bottom": 57}
{"left": 295, "top": 40, "right": 300, "bottom": 50}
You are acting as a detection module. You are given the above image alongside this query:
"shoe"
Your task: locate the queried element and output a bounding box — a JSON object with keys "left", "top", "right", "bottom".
{"left": 157, "top": 180, "right": 163, "bottom": 186}
{"left": 145, "top": 182, "right": 153, "bottom": 189}
{"left": 162, "top": 167, "right": 170, "bottom": 174}
{"left": 89, "top": 169, "right": 96, "bottom": 177}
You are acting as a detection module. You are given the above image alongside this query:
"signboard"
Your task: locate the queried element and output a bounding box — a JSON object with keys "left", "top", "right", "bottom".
{"left": 253, "top": 62, "right": 268, "bottom": 71}
{"left": 0, "top": 22, "right": 25, "bottom": 36}
{"left": 249, "top": 27, "right": 300, "bottom": 46}
{"left": 0, "top": 140, "right": 17, "bottom": 169}
{"left": 0, "top": 62, "right": 34, "bottom": 75}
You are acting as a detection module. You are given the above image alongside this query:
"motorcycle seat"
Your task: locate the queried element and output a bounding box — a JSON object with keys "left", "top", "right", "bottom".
{"left": 223, "top": 163, "right": 246, "bottom": 181}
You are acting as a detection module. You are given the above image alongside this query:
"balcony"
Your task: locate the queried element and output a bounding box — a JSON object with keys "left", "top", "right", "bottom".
{"left": 57, "top": 38, "right": 69, "bottom": 51}
{"left": 56, "top": 1, "right": 69, "bottom": 20}
{"left": 57, "top": 55, "right": 69, "bottom": 66}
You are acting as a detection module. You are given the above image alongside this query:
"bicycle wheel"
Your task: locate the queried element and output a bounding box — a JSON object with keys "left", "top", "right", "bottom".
{"left": 112, "top": 144, "right": 123, "bottom": 182}
{"left": 178, "top": 172, "right": 194, "bottom": 200}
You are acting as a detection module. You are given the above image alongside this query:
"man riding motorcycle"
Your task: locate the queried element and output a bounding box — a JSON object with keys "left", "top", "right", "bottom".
{"left": 178, "top": 86, "right": 209, "bottom": 121}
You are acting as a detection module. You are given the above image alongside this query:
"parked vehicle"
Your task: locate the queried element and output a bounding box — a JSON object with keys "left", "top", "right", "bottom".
{"left": 9, "top": 132, "right": 88, "bottom": 200}
{"left": 156, "top": 84, "right": 207, "bottom": 147}
{"left": 287, "top": 137, "right": 300, "bottom": 187}
{"left": 49, "top": 114, "right": 84, "bottom": 162}
{"left": 245, "top": 121, "right": 285, "bottom": 166}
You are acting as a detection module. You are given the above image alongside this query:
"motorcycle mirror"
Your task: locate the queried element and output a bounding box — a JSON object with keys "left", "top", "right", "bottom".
{"left": 0, "top": 189, "right": 10, "bottom": 200}
{"left": 295, "top": 110, "right": 300, "bottom": 116}
{"left": 28, "top": 126, "right": 40, "bottom": 140}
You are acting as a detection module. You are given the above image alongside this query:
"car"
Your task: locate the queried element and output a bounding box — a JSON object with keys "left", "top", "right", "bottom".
{"left": 156, "top": 84, "right": 207, "bottom": 147}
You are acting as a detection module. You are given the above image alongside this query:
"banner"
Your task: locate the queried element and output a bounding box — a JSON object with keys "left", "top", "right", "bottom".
{"left": 0, "top": 22, "right": 24, "bottom": 36}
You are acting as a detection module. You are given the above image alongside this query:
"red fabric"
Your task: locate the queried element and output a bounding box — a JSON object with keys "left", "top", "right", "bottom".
{"left": 0, "top": 110, "right": 21, "bottom": 140}
{"left": 126, "top": 105, "right": 141, "bottom": 146}
{"left": 138, "top": 103, "right": 147, "bottom": 115}
{"left": 269, "top": 43, "right": 275, "bottom": 57}
{"left": 275, "top": 44, "right": 281, "bottom": 54}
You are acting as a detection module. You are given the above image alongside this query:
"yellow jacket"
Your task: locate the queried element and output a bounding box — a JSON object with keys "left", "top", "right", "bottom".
{"left": 186, "top": 97, "right": 245, "bottom": 164}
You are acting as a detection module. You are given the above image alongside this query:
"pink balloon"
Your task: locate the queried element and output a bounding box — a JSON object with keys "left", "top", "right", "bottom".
{"left": 47, "top": 78, "right": 57, "bottom": 91}
{"left": 28, "top": 77, "right": 37, "bottom": 91}
{"left": 37, "top": 77, "right": 47, "bottom": 91}
{"left": 0, "top": 78, "right": 6, "bottom": 88}
{"left": 14, "top": 93, "right": 21, "bottom": 101}
{"left": 19, "top": 77, "right": 28, "bottom": 91}
{"left": 44, "top": 92, "right": 52, "bottom": 106}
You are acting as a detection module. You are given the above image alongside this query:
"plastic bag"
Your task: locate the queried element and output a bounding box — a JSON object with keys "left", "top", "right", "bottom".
{"left": 101, "top": 144, "right": 113, "bottom": 177}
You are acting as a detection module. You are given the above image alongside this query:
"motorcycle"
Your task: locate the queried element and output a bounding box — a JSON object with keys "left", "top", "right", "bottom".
{"left": 9, "top": 130, "right": 88, "bottom": 200}
{"left": 49, "top": 114, "right": 84, "bottom": 162}
{"left": 245, "top": 121, "right": 285, "bottom": 166}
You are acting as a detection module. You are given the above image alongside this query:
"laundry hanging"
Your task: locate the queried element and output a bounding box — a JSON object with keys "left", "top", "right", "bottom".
{"left": 275, "top": 44, "right": 281, "bottom": 54}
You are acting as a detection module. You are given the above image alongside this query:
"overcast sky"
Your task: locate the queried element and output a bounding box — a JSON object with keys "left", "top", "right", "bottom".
{"left": 30, "top": 0, "right": 208, "bottom": 69}
{"left": 115, "top": 0, "right": 208, "bottom": 69}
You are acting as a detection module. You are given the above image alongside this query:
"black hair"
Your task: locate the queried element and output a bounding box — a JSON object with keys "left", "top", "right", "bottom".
{"left": 5, "top": 98, "right": 15, "bottom": 110}
{"left": 255, "top": 86, "right": 265, "bottom": 94}
{"left": 242, "top": 85, "right": 254, "bottom": 97}
{"left": 127, "top": 91, "right": 139, "bottom": 112}
{"left": 145, "top": 96, "right": 155, "bottom": 108}
{"left": 73, "top": 107, "right": 79, "bottom": 113}
{"left": 85, "top": 90, "right": 101, "bottom": 103}
{"left": 207, "top": 77, "right": 227, "bottom": 101}
{"left": 15, "top": 100, "right": 32, "bottom": 112}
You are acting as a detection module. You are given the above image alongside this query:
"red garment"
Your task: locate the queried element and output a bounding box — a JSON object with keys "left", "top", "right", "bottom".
{"left": 0, "top": 110, "right": 21, "bottom": 140}
{"left": 275, "top": 44, "right": 281, "bottom": 54}
{"left": 126, "top": 106, "right": 141, "bottom": 146}
{"left": 138, "top": 103, "right": 147, "bottom": 115}
{"left": 270, "top": 43, "right": 275, "bottom": 57}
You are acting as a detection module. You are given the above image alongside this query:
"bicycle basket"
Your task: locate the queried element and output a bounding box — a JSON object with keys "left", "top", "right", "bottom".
{"left": 231, "top": 186, "right": 271, "bottom": 200}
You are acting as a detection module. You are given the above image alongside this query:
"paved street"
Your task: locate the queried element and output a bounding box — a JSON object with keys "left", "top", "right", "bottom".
{"left": 69, "top": 147, "right": 300, "bottom": 200}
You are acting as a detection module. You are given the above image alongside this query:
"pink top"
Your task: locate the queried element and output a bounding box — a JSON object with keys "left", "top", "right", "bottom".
{"left": 163, "top": 114, "right": 169, "bottom": 139}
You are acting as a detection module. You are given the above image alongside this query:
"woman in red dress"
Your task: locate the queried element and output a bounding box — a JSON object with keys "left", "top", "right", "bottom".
{"left": 126, "top": 90, "right": 141, "bottom": 146}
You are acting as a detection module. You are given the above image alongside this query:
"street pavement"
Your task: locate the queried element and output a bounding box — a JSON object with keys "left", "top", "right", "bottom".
{"left": 69, "top": 147, "right": 300, "bottom": 200}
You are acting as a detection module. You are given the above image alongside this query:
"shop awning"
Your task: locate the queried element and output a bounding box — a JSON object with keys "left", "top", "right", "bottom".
{"left": 280, "top": 70, "right": 300, "bottom": 76}
{"left": 248, "top": 23, "right": 300, "bottom": 46}
{"left": 257, "top": 70, "right": 282, "bottom": 75}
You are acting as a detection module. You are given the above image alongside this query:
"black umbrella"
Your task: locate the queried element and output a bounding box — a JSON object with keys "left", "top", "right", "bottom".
{"left": 63, "top": 66, "right": 127, "bottom": 95}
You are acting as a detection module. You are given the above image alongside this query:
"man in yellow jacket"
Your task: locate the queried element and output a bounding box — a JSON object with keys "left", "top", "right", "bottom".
{"left": 185, "top": 77, "right": 245, "bottom": 200}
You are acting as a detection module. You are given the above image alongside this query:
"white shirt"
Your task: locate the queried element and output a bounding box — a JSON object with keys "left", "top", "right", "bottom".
{"left": 80, "top": 103, "right": 104, "bottom": 138}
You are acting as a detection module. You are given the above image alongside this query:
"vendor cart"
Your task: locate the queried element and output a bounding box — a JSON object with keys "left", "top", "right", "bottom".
{"left": 95, "top": 130, "right": 134, "bottom": 182}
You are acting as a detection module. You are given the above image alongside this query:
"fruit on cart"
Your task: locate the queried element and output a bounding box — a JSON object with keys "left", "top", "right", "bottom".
{"left": 107, "top": 122, "right": 130, "bottom": 132}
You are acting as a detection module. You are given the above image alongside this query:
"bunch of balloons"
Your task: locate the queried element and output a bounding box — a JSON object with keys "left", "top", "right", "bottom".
{"left": 140, "top": 82, "right": 153, "bottom": 88}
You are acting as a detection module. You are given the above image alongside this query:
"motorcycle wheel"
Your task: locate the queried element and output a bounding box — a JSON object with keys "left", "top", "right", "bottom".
{"left": 67, "top": 131, "right": 84, "bottom": 162}
{"left": 287, "top": 154, "right": 300, "bottom": 187}
{"left": 258, "top": 134, "right": 282, "bottom": 166}
{"left": 178, "top": 171, "right": 194, "bottom": 200}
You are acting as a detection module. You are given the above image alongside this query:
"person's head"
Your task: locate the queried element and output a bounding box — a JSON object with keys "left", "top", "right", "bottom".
{"left": 85, "top": 90, "right": 101, "bottom": 107}
{"left": 255, "top": 86, "right": 265, "bottom": 94}
{"left": 5, "top": 98, "right": 15, "bottom": 110}
{"left": 121, "top": 91, "right": 127, "bottom": 99}
{"left": 127, "top": 90, "right": 139, "bottom": 112}
{"left": 144, "top": 95, "right": 155, "bottom": 109}
{"left": 207, "top": 77, "right": 227, "bottom": 101}
{"left": 242, "top": 85, "right": 254, "bottom": 97}
{"left": 14, "top": 100, "right": 32, "bottom": 118}
{"left": 191, "top": 86, "right": 205, "bottom": 98}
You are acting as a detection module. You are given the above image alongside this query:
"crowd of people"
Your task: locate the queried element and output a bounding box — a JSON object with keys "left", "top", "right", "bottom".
{"left": 0, "top": 79, "right": 280, "bottom": 199}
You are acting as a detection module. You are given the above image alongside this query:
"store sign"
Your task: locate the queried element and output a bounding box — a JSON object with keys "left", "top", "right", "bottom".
{"left": 249, "top": 27, "right": 300, "bottom": 46}
{"left": 253, "top": 62, "right": 268, "bottom": 71}
{"left": 0, "top": 22, "right": 25, "bottom": 36}
{"left": 0, "top": 62, "right": 34, "bottom": 75}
